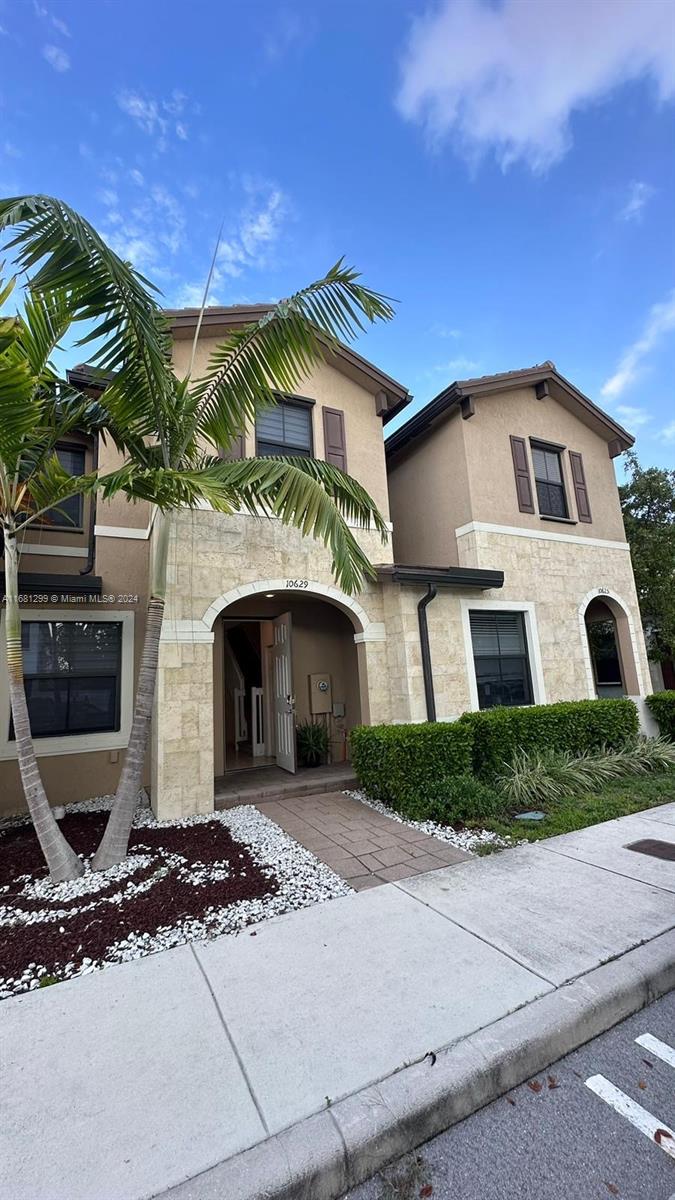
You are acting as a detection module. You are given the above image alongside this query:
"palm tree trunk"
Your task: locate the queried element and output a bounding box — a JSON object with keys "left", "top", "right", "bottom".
{"left": 92, "top": 513, "right": 169, "bottom": 870}
{"left": 4, "top": 535, "right": 83, "bottom": 882}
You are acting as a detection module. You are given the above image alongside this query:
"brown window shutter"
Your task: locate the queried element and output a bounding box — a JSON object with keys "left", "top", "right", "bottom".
{"left": 510, "top": 435, "right": 535, "bottom": 513}
{"left": 322, "top": 407, "right": 347, "bottom": 471}
{"left": 219, "top": 434, "right": 245, "bottom": 461}
{"left": 569, "top": 450, "right": 592, "bottom": 522}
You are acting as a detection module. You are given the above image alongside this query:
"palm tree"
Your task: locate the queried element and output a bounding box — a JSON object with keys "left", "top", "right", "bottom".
{"left": 0, "top": 278, "right": 102, "bottom": 881}
{"left": 0, "top": 195, "right": 395, "bottom": 872}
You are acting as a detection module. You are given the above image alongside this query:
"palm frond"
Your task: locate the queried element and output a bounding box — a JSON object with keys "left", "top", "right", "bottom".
{"left": 20, "top": 453, "right": 99, "bottom": 528}
{"left": 188, "top": 262, "right": 396, "bottom": 456}
{"left": 0, "top": 195, "right": 175, "bottom": 463}
{"left": 203, "top": 455, "right": 388, "bottom": 593}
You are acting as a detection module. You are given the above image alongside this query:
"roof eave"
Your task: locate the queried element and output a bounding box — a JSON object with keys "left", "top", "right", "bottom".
{"left": 386, "top": 365, "right": 634, "bottom": 459}
{"left": 164, "top": 306, "right": 410, "bottom": 420}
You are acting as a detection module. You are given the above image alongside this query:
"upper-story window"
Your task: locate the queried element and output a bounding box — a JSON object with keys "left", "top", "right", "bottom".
{"left": 45, "top": 444, "right": 86, "bottom": 529}
{"left": 256, "top": 399, "right": 313, "bottom": 457}
{"left": 531, "top": 442, "right": 568, "bottom": 519}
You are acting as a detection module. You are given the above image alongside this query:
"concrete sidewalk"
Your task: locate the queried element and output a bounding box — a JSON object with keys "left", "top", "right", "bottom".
{"left": 3, "top": 805, "right": 675, "bottom": 1200}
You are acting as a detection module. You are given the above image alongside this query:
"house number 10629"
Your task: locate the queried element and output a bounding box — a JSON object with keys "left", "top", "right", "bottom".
{"left": 286, "top": 579, "right": 309, "bottom": 589}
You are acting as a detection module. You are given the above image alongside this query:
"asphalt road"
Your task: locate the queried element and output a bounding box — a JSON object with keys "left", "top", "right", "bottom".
{"left": 344, "top": 990, "right": 675, "bottom": 1200}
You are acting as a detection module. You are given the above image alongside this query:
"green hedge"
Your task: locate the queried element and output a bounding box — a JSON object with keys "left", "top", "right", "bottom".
{"left": 349, "top": 722, "right": 474, "bottom": 817}
{"left": 646, "top": 691, "right": 675, "bottom": 739}
{"left": 459, "top": 698, "right": 639, "bottom": 779}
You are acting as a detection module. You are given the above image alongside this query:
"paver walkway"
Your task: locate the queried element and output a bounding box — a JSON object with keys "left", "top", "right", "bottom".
{"left": 219, "top": 788, "right": 471, "bottom": 888}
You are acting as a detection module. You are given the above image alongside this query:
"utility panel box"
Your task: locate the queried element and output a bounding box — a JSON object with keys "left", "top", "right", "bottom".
{"left": 309, "top": 672, "right": 332, "bottom": 714}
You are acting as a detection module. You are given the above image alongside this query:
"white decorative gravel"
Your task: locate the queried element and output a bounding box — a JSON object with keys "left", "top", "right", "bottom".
{"left": 345, "top": 789, "right": 518, "bottom": 852}
{"left": 0, "top": 797, "right": 352, "bottom": 1000}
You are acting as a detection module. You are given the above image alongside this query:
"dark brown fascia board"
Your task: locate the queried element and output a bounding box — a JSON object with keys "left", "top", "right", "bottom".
{"left": 376, "top": 563, "right": 504, "bottom": 590}
{"left": 164, "top": 306, "right": 411, "bottom": 423}
{"left": 66, "top": 365, "right": 112, "bottom": 393}
{"left": 0, "top": 573, "right": 103, "bottom": 599}
{"left": 386, "top": 364, "right": 634, "bottom": 458}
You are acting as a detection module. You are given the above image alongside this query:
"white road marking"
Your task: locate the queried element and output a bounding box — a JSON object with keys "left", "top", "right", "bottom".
{"left": 585, "top": 1075, "right": 675, "bottom": 1159}
{"left": 635, "top": 1033, "right": 675, "bottom": 1070}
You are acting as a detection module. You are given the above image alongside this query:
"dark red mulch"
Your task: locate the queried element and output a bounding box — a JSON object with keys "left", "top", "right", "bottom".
{"left": 0, "top": 812, "right": 279, "bottom": 986}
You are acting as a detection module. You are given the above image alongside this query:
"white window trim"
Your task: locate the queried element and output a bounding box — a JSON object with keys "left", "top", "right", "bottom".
{"left": 0, "top": 609, "right": 134, "bottom": 760}
{"left": 460, "top": 598, "right": 547, "bottom": 712}
{"left": 455, "top": 520, "right": 629, "bottom": 552}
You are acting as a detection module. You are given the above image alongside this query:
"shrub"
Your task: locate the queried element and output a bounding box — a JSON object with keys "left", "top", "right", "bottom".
{"left": 496, "top": 736, "right": 675, "bottom": 808}
{"left": 459, "top": 699, "right": 638, "bottom": 779}
{"left": 349, "top": 722, "right": 474, "bottom": 816}
{"left": 296, "top": 720, "right": 329, "bottom": 767}
{"left": 407, "top": 773, "right": 504, "bottom": 826}
{"left": 646, "top": 691, "right": 675, "bottom": 740}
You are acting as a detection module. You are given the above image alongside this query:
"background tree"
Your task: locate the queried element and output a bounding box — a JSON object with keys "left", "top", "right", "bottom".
{"left": 0, "top": 195, "right": 396, "bottom": 873}
{"left": 619, "top": 450, "right": 675, "bottom": 661}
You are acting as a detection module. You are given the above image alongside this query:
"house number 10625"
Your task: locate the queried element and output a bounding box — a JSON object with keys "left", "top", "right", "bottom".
{"left": 286, "top": 579, "right": 309, "bottom": 589}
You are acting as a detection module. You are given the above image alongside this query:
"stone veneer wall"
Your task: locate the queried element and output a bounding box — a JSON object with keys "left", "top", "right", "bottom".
{"left": 457, "top": 528, "right": 650, "bottom": 705}
{"left": 151, "top": 512, "right": 651, "bottom": 818}
{"left": 152, "top": 510, "right": 402, "bottom": 818}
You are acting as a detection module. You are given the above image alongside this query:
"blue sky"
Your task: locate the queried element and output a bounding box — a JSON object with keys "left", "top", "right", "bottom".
{"left": 1, "top": 0, "right": 674, "bottom": 469}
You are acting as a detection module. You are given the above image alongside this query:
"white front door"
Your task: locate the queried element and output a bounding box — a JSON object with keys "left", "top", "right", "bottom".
{"left": 272, "top": 612, "right": 296, "bottom": 773}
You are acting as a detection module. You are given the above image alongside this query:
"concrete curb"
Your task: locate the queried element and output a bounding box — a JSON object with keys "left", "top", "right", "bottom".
{"left": 158, "top": 930, "right": 675, "bottom": 1200}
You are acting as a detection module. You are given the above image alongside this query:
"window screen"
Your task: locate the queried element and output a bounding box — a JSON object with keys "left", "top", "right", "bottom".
{"left": 256, "top": 401, "right": 312, "bottom": 457}
{"left": 531, "top": 445, "right": 568, "bottom": 519}
{"left": 13, "top": 621, "right": 122, "bottom": 738}
{"left": 469, "top": 611, "right": 533, "bottom": 709}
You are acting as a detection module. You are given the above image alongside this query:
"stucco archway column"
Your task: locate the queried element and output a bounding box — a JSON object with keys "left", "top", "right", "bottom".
{"left": 151, "top": 629, "right": 215, "bottom": 820}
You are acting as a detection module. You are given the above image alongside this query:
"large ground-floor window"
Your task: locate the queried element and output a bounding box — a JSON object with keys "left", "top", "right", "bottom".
{"left": 469, "top": 609, "right": 533, "bottom": 709}
{"left": 13, "top": 620, "right": 123, "bottom": 739}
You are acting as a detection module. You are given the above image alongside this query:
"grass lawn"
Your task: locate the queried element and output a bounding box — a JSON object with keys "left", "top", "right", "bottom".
{"left": 473, "top": 769, "right": 675, "bottom": 852}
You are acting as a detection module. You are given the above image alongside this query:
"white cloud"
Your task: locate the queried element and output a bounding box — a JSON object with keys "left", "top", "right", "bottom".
{"left": 218, "top": 184, "right": 288, "bottom": 278}
{"left": 117, "top": 88, "right": 191, "bottom": 149}
{"left": 51, "top": 15, "right": 70, "bottom": 37}
{"left": 101, "top": 181, "right": 186, "bottom": 274}
{"left": 42, "top": 43, "right": 70, "bottom": 72}
{"left": 2, "top": 141, "right": 21, "bottom": 159}
{"left": 129, "top": 168, "right": 144, "bottom": 186}
{"left": 602, "top": 290, "right": 675, "bottom": 399}
{"left": 428, "top": 356, "right": 480, "bottom": 377}
{"left": 430, "top": 323, "right": 462, "bottom": 339}
{"left": 615, "top": 404, "right": 652, "bottom": 427}
{"left": 117, "top": 90, "right": 163, "bottom": 136}
{"left": 397, "top": 0, "right": 675, "bottom": 172}
{"left": 619, "top": 180, "right": 655, "bottom": 222}
{"left": 175, "top": 281, "right": 222, "bottom": 308}
{"left": 175, "top": 181, "right": 289, "bottom": 308}
{"left": 264, "top": 9, "right": 313, "bottom": 62}
{"left": 662, "top": 420, "right": 675, "bottom": 441}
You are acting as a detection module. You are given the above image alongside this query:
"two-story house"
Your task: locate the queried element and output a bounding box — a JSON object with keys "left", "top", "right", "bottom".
{"left": 386, "top": 362, "right": 652, "bottom": 731}
{"left": 0, "top": 322, "right": 652, "bottom": 822}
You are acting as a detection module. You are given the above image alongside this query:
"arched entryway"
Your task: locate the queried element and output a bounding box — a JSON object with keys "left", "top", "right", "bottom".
{"left": 581, "top": 591, "right": 642, "bottom": 699}
{"left": 205, "top": 582, "right": 368, "bottom": 779}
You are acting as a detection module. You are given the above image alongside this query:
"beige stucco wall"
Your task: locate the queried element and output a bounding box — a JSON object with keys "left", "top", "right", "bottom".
{"left": 0, "top": 443, "right": 151, "bottom": 817}
{"left": 388, "top": 383, "right": 628, "bottom": 567}
{"left": 171, "top": 338, "right": 392, "bottom": 518}
{"left": 461, "top": 388, "right": 627, "bottom": 540}
{"left": 388, "top": 408, "right": 473, "bottom": 567}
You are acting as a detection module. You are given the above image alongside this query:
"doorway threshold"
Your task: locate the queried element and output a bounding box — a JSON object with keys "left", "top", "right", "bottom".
{"left": 215, "top": 762, "right": 357, "bottom": 808}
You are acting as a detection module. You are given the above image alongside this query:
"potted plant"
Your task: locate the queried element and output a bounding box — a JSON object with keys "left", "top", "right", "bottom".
{"left": 296, "top": 720, "right": 330, "bottom": 767}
